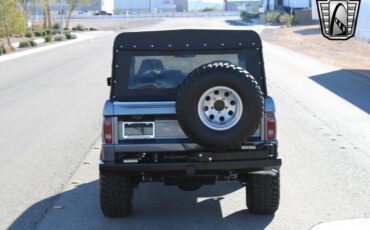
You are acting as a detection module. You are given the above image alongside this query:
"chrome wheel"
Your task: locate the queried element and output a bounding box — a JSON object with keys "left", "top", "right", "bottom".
{"left": 197, "top": 86, "right": 243, "bottom": 131}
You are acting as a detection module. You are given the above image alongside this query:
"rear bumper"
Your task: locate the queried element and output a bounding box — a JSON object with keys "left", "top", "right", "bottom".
{"left": 99, "top": 158, "right": 281, "bottom": 174}
{"left": 100, "top": 140, "right": 280, "bottom": 175}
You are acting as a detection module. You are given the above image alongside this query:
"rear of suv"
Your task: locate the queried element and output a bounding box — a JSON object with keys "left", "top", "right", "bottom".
{"left": 100, "top": 29, "right": 281, "bottom": 217}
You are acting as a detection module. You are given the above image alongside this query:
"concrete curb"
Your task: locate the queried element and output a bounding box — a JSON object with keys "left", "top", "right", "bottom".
{"left": 0, "top": 31, "right": 112, "bottom": 63}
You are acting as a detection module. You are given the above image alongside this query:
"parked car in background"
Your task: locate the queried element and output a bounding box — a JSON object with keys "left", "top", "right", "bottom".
{"left": 94, "top": 11, "right": 112, "bottom": 16}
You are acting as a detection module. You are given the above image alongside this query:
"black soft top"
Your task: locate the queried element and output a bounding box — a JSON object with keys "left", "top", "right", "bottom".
{"left": 111, "top": 29, "right": 266, "bottom": 101}
{"left": 113, "top": 29, "right": 262, "bottom": 51}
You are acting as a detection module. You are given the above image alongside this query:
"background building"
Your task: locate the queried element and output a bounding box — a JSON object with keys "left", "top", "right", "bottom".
{"left": 113, "top": 0, "right": 182, "bottom": 13}
{"left": 226, "top": 0, "right": 263, "bottom": 11}
{"left": 174, "top": 0, "right": 189, "bottom": 12}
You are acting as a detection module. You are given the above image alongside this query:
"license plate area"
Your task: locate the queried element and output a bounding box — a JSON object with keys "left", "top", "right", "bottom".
{"left": 122, "top": 122, "right": 155, "bottom": 139}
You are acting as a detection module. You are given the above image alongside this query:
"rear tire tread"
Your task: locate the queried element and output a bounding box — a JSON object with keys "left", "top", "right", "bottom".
{"left": 246, "top": 172, "right": 280, "bottom": 214}
{"left": 100, "top": 172, "right": 133, "bottom": 217}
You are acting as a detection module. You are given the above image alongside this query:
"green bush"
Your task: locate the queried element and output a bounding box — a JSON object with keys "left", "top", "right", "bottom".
{"left": 240, "top": 11, "right": 259, "bottom": 22}
{"left": 52, "top": 30, "right": 61, "bottom": 35}
{"left": 265, "top": 11, "right": 281, "bottom": 24}
{"left": 19, "top": 41, "right": 31, "bottom": 48}
{"left": 46, "top": 29, "right": 52, "bottom": 35}
{"left": 201, "top": 7, "right": 217, "bottom": 12}
{"left": 34, "top": 30, "right": 46, "bottom": 37}
{"left": 54, "top": 35, "right": 66, "bottom": 41}
{"left": 89, "top": 27, "right": 97, "bottom": 31}
{"left": 64, "top": 31, "right": 71, "bottom": 39}
{"left": 64, "top": 31, "right": 77, "bottom": 40}
{"left": 279, "top": 13, "right": 294, "bottom": 26}
{"left": 44, "top": 34, "right": 53, "bottom": 42}
{"left": 75, "top": 24, "right": 85, "bottom": 31}
{"left": 25, "top": 31, "right": 34, "bottom": 38}
{"left": 0, "top": 45, "right": 5, "bottom": 55}
{"left": 52, "top": 23, "right": 60, "bottom": 30}
{"left": 29, "top": 40, "right": 37, "bottom": 47}
{"left": 72, "top": 24, "right": 88, "bottom": 31}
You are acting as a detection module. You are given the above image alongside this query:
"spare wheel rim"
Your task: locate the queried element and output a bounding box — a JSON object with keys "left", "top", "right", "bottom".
{"left": 197, "top": 86, "right": 243, "bottom": 131}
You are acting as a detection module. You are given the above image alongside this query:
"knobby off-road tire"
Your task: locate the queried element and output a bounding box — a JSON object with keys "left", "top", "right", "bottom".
{"left": 100, "top": 172, "right": 133, "bottom": 217}
{"left": 246, "top": 171, "right": 280, "bottom": 214}
{"left": 176, "top": 62, "right": 263, "bottom": 149}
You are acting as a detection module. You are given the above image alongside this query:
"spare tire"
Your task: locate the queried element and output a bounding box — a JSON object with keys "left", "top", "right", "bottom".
{"left": 176, "top": 62, "right": 263, "bottom": 149}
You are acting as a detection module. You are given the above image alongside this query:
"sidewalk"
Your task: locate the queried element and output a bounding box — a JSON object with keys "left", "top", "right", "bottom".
{"left": 0, "top": 31, "right": 112, "bottom": 63}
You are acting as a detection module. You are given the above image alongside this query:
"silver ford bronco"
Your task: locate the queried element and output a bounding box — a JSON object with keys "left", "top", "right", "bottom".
{"left": 100, "top": 29, "right": 281, "bottom": 217}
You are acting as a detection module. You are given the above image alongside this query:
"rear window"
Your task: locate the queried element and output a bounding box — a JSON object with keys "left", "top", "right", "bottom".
{"left": 128, "top": 54, "right": 247, "bottom": 89}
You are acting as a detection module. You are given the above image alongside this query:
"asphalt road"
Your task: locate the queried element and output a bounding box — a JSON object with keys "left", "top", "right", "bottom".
{"left": 1, "top": 17, "right": 370, "bottom": 230}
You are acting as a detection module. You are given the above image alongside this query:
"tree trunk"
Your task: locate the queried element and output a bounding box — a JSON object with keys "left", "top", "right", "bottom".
{"left": 43, "top": 7, "right": 47, "bottom": 28}
{"left": 47, "top": 4, "right": 51, "bottom": 28}
{"left": 4, "top": 21, "right": 13, "bottom": 49}
{"left": 65, "top": 5, "right": 77, "bottom": 29}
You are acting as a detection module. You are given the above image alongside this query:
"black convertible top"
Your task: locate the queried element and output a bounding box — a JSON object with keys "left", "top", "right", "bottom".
{"left": 113, "top": 29, "right": 262, "bottom": 51}
{"left": 111, "top": 29, "right": 267, "bottom": 101}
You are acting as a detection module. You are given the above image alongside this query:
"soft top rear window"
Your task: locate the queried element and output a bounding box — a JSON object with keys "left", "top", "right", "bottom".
{"left": 128, "top": 54, "right": 247, "bottom": 89}
{"left": 112, "top": 49, "right": 265, "bottom": 101}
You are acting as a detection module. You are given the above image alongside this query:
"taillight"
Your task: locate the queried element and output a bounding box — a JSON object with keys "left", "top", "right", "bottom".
{"left": 103, "top": 117, "right": 113, "bottom": 144}
{"left": 266, "top": 113, "right": 276, "bottom": 139}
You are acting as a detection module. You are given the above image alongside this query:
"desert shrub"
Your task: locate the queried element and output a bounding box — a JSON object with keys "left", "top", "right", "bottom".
{"left": 201, "top": 7, "right": 217, "bottom": 12}
{"left": 279, "top": 13, "right": 294, "bottom": 26}
{"left": 75, "top": 24, "right": 85, "bottom": 31}
{"left": 34, "top": 30, "right": 46, "bottom": 36}
{"left": 4, "top": 44, "right": 14, "bottom": 53}
{"left": 19, "top": 41, "right": 31, "bottom": 48}
{"left": 44, "top": 34, "right": 53, "bottom": 42}
{"left": 265, "top": 11, "right": 281, "bottom": 24}
{"left": 52, "top": 30, "right": 61, "bottom": 35}
{"left": 240, "top": 11, "right": 259, "bottom": 22}
{"left": 25, "top": 31, "right": 34, "bottom": 38}
{"left": 45, "top": 29, "right": 52, "bottom": 35}
{"left": 52, "top": 23, "right": 60, "bottom": 30}
{"left": 64, "top": 31, "right": 71, "bottom": 39}
{"left": 64, "top": 32, "right": 76, "bottom": 39}
{"left": 89, "top": 27, "right": 97, "bottom": 31}
{"left": 0, "top": 44, "right": 4, "bottom": 55}
{"left": 29, "top": 40, "right": 37, "bottom": 47}
{"left": 54, "top": 35, "right": 66, "bottom": 41}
